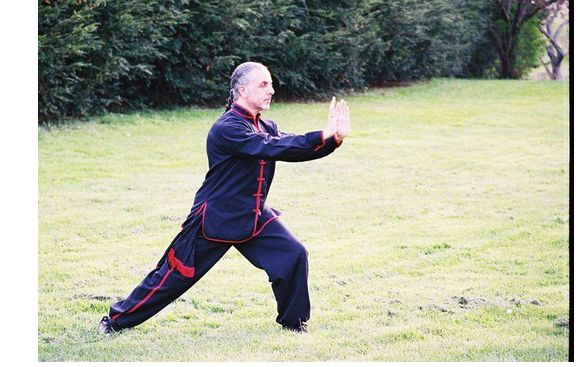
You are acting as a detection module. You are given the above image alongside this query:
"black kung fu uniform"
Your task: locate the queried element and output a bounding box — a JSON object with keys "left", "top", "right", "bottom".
{"left": 108, "top": 103, "right": 342, "bottom": 330}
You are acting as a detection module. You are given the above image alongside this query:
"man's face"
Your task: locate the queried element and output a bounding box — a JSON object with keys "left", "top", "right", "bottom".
{"left": 239, "top": 67, "right": 275, "bottom": 113}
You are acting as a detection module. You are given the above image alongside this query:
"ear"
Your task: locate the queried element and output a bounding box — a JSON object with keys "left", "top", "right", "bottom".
{"left": 238, "top": 85, "right": 248, "bottom": 98}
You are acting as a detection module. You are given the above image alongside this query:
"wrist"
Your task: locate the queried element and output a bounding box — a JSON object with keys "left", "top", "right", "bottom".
{"left": 322, "top": 128, "right": 336, "bottom": 141}
{"left": 333, "top": 133, "right": 344, "bottom": 144}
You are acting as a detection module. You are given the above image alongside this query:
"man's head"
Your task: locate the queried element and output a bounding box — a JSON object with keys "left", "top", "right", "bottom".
{"left": 227, "top": 62, "right": 275, "bottom": 114}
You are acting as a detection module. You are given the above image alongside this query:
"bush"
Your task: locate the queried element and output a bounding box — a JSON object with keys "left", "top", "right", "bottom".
{"left": 38, "top": 0, "right": 509, "bottom": 122}
{"left": 39, "top": 0, "right": 187, "bottom": 121}
{"left": 360, "top": 0, "right": 497, "bottom": 83}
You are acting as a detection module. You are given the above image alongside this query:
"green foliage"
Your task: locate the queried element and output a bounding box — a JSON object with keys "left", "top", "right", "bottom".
{"left": 514, "top": 17, "right": 548, "bottom": 78}
{"left": 38, "top": 0, "right": 188, "bottom": 120}
{"left": 448, "top": 0, "right": 499, "bottom": 78}
{"left": 361, "top": 0, "right": 495, "bottom": 82}
{"left": 252, "top": 0, "right": 368, "bottom": 98}
{"left": 39, "top": 0, "right": 503, "bottom": 121}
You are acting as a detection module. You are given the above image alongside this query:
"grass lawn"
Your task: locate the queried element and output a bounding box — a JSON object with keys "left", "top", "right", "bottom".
{"left": 38, "top": 78, "right": 570, "bottom": 361}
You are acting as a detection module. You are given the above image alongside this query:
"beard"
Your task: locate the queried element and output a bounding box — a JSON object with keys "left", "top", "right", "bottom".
{"left": 254, "top": 101, "right": 271, "bottom": 112}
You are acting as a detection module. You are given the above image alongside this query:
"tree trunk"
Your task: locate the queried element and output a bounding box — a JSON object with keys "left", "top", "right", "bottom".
{"left": 491, "top": 19, "right": 521, "bottom": 79}
{"left": 551, "top": 55, "right": 563, "bottom": 80}
{"left": 498, "top": 44, "right": 519, "bottom": 79}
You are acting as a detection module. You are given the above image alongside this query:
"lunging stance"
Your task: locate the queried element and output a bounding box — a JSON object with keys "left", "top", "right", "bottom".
{"left": 99, "top": 62, "right": 351, "bottom": 334}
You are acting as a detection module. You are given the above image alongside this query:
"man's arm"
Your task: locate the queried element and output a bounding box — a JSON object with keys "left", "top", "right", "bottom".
{"left": 216, "top": 123, "right": 338, "bottom": 162}
{"left": 216, "top": 97, "right": 351, "bottom": 162}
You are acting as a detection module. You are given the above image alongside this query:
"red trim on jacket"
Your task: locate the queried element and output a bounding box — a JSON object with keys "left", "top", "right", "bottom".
{"left": 194, "top": 205, "right": 204, "bottom": 216}
{"left": 314, "top": 130, "right": 326, "bottom": 151}
{"left": 333, "top": 133, "right": 343, "bottom": 147}
{"left": 231, "top": 103, "right": 254, "bottom": 119}
{"left": 200, "top": 201, "right": 279, "bottom": 244}
{"left": 253, "top": 160, "right": 266, "bottom": 222}
{"left": 314, "top": 131, "right": 342, "bottom": 150}
{"left": 199, "top": 159, "right": 279, "bottom": 244}
{"left": 231, "top": 109, "right": 253, "bottom": 121}
{"left": 231, "top": 102, "right": 262, "bottom": 132}
{"left": 254, "top": 113, "right": 262, "bottom": 132}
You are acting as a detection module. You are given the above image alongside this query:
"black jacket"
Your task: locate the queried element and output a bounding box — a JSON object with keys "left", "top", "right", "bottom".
{"left": 181, "top": 103, "right": 342, "bottom": 243}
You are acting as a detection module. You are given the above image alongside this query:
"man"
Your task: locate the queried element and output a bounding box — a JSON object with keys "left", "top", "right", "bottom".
{"left": 99, "top": 61, "right": 351, "bottom": 334}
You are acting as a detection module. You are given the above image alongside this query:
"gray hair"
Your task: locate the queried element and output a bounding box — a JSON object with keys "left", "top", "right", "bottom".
{"left": 225, "top": 61, "right": 266, "bottom": 111}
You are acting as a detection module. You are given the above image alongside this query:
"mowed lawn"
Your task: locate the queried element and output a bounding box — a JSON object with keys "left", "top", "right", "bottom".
{"left": 38, "top": 79, "right": 569, "bottom": 361}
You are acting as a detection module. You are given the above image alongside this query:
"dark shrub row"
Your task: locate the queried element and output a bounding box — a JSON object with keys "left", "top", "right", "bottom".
{"left": 39, "top": 0, "right": 505, "bottom": 122}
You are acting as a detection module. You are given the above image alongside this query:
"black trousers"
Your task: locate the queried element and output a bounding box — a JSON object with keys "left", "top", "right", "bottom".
{"left": 109, "top": 219, "right": 310, "bottom": 330}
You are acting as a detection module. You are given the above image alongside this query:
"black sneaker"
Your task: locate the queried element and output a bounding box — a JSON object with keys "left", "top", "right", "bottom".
{"left": 282, "top": 322, "right": 308, "bottom": 333}
{"left": 98, "top": 316, "right": 118, "bottom": 334}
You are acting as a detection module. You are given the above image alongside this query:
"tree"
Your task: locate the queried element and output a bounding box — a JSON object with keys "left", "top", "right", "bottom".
{"left": 539, "top": 0, "right": 569, "bottom": 80}
{"left": 489, "top": 0, "right": 558, "bottom": 79}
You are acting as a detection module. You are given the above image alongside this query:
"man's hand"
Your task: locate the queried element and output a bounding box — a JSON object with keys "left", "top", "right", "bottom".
{"left": 324, "top": 96, "right": 351, "bottom": 143}
{"left": 335, "top": 99, "right": 351, "bottom": 142}
{"left": 323, "top": 96, "right": 338, "bottom": 138}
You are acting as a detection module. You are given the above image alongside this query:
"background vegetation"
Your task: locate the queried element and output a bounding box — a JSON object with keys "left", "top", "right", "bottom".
{"left": 39, "top": 0, "right": 551, "bottom": 122}
{"left": 38, "top": 79, "right": 569, "bottom": 361}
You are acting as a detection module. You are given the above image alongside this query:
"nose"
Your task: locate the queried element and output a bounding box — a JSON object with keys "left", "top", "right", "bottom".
{"left": 268, "top": 85, "right": 275, "bottom": 95}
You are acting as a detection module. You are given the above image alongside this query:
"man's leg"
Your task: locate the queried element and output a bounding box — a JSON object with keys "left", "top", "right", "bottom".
{"left": 234, "top": 219, "right": 310, "bottom": 330}
{"left": 108, "top": 232, "right": 231, "bottom": 330}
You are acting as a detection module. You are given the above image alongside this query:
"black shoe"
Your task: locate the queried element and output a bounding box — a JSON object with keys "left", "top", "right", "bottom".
{"left": 98, "top": 316, "right": 118, "bottom": 334}
{"left": 282, "top": 322, "right": 308, "bottom": 333}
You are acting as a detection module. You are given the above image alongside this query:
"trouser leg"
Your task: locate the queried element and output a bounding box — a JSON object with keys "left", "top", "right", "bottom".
{"left": 235, "top": 219, "right": 310, "bottom": 327}
{"left": 109, "top": 232, "right": 230, "bottom": 330}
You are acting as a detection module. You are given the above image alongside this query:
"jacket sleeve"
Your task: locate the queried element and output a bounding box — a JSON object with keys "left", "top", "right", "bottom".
{"left": 215, "top": 120, "right": 341, "bottom": 162}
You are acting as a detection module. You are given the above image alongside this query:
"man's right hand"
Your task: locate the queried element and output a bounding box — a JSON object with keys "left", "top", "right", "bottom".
{"left": 335, "top": 98, "right": 351, "bottom": 142}
{"left": 323, "top": 96, "right": 338, "bottom": 139}
{"left": 324, "top": 96, "right": 351, "bottom": 143}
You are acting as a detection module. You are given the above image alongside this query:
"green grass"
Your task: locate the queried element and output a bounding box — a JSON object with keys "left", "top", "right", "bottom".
{"left": 38, "top": 79, "right": 569, "bottom": 361}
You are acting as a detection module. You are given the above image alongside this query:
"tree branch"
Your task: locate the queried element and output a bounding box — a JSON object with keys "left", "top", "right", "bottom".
{"left": 498, "top": 0, "right": 512, "bottom": 21}
{"left": 540, "top": 26, "right": 566, "bottom": 57}
{"left": 488, "top": 25, "right": 506, "bottom": 57}
{"left": 513, "top": 0, "right": 529, "bottom": 29}
{"left": 540, "top": 57, "right": 553, "bottom": 79}
{"left": 553, "top": 19, "right": 569, "bottom": 41}
{"left": 539, "top": 1, "right": 569, "bottom": 60}
{"left": 525, "top": 0, "right": 559, "bottom": 20}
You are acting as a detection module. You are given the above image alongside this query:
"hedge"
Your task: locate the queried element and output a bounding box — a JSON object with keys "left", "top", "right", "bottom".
{"left": 38, "top": 0, "right": 533, "bottom": 122}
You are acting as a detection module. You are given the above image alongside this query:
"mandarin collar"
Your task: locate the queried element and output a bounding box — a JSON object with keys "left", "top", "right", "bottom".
{"left": 231, "top": 102, "right": 261, "bottom": 122}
